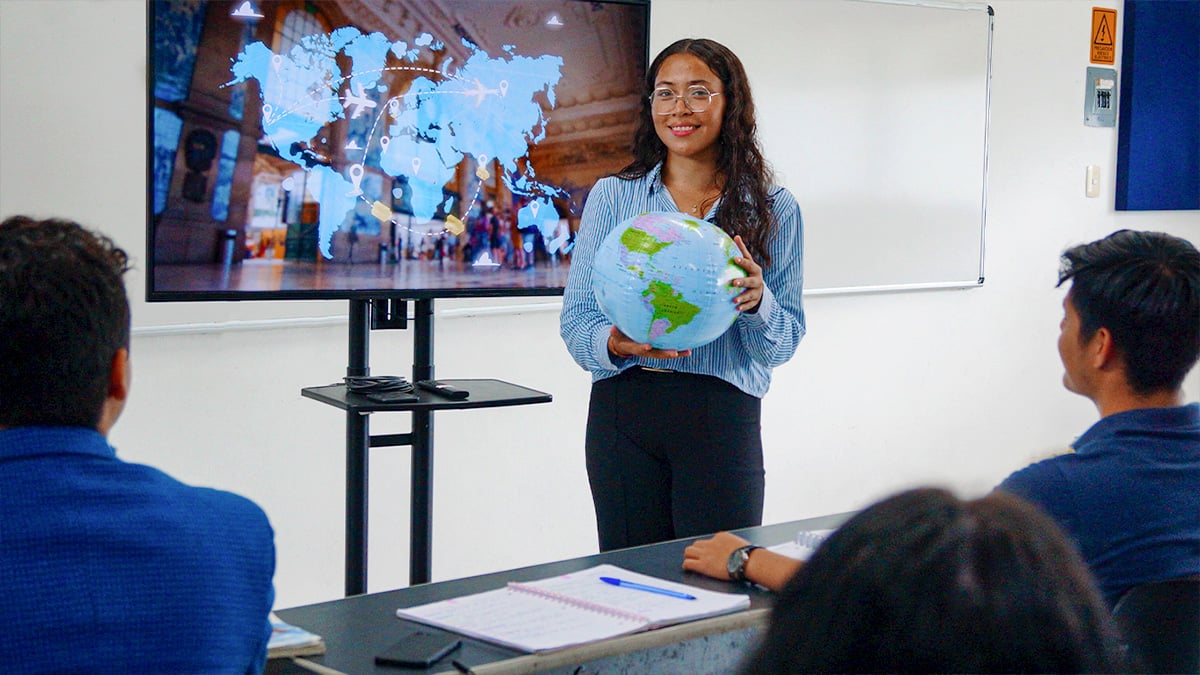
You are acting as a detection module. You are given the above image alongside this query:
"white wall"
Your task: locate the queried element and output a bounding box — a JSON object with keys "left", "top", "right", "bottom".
{"left": 1, "top": 0, "right": 1196, "bottom": 610}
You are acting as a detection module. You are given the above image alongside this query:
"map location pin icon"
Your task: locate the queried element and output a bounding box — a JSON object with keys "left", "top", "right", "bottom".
{"left": 271, "top": 54, "right": 283, "bottom": 72}
{"left": 348, "top": 164, "right": 364, "bottom": 196}
{"left": 379, "top": 136, "right": 390, "bottom": 154}
{"left": 499, "top": 80, "right": 509, "bottom": 97}
{"left": 530, "top": 201, "right": 540, "bottom": 218}
{"left": 411, "top": 157, "right": 422, "bottom": 175}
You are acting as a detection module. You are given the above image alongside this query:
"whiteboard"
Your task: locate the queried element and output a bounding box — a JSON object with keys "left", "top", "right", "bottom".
{"left": 651, "top": 0, "right": 993, "bottom": 293}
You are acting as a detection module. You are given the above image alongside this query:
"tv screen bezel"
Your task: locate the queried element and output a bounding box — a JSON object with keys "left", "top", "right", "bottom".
{"left": 145, "top": 0, "right": 651, "bottom": 303}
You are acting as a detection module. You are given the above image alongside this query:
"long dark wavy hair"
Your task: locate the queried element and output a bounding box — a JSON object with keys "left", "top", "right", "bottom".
{"left": 616, "top": 38, "right": 776, "bottom": 267}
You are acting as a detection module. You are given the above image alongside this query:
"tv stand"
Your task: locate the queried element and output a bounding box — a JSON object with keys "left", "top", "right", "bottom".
{"left": 301, "top": 298, "right": 552, "bottom": 596}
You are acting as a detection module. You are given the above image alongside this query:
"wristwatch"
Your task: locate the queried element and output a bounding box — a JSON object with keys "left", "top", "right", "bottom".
{"left": 727, "top": 544, "right": 762, "bottom": 583}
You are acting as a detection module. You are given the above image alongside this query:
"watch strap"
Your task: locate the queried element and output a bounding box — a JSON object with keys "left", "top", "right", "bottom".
{"left": 728, "top": 544, "right": 762, "bottom": 582}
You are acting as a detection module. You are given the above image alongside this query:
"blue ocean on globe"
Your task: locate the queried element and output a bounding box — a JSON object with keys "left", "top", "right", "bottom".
{"left": 592, "top": 211, "right": 746, "bottom": 351}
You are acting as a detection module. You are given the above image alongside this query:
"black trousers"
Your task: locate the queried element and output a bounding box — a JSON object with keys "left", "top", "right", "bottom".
{"left": 585, "top": 367, "right": 765, "bottom": 552}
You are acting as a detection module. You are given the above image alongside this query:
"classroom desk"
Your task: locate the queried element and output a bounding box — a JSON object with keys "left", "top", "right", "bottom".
{"left": 273, "top": 511, "right": 854, "bottom": 675}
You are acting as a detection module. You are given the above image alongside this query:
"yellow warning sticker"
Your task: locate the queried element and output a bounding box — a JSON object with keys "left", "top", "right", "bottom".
{"left": 1091, "top": 7, "right": 1116, "bottom": 65}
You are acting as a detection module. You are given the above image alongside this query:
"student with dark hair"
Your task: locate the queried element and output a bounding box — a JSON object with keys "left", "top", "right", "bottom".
{"left": 0, "top": 216, "right": 277, "bottom": 674}
{"left": 560, "top": 38, "right": 805, "bottom": 551}
{"left": 683, "top": 230, "right": 1199, "bottom": 606}
{"left": 741, "top": 488, "right": 1129, "bottom": 674}
{"left": 999, "top": 229, "right": 1200, "bottom": 604}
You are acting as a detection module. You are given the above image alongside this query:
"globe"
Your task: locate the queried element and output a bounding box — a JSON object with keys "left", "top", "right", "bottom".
{"left": 592, "top": 211, "right": 747, "bottom": 351}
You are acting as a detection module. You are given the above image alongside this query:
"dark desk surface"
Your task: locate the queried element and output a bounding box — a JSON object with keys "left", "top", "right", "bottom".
{"left": 301, "top": 379, "right": 552, "bottom": 414}
{"left": 274, "top": 511, "right": 854, "bottom": 675}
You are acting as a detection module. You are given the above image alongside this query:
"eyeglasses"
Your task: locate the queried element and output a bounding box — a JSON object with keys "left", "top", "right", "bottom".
{"left": 650, "top": 86, "right": 722, "bottom": 115}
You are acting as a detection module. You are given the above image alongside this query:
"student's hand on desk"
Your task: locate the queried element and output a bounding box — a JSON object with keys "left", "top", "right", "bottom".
{"left": 608, "top": 326, "right": 692, "bottom": 360}
{"left": 684, "top": 532, "right": 803, "bottom": 591}
{"left": 682, "top": 531, "right": 751, "bottom": 581}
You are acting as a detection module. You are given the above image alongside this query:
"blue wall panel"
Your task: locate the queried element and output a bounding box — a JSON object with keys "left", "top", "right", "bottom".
{"left": 1115, "top": 0, "right": 1200, "bottom": 211}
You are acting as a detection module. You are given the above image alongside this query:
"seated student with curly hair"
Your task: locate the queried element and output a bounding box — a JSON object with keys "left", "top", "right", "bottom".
{"left": 739, "top": 488, "right": 1128, "bottom": 674}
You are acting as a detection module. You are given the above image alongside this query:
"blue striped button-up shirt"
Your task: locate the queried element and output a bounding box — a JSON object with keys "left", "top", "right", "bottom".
{"left": 560, "top": 164, "right": 805, "bottom": 398}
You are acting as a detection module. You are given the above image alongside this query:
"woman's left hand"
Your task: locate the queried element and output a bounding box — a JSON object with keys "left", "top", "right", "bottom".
{"left": 732, "top": 235, "right": 764, "bottom": 312}
{"left": 682, "top": 531, "right": 751, "bottom": 580}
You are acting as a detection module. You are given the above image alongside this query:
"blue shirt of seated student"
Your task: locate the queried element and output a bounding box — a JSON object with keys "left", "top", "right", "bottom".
{"left": 0, "top": 426, "right": 276, "bottom": 675}
{"left": 999, "top": 403, "right": 1200, "bottom": 605}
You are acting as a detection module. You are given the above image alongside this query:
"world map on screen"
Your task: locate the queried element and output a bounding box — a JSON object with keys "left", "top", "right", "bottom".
{"left": 227, "top": 27, "right": 565, "bottom": 259}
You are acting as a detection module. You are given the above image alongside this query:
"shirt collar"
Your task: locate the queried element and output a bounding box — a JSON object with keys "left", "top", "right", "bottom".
{"left": 0, "top": 426, "right": 117, "bottom": 462}
{"left": 1073, "top": 402, "right": 1200, "bottom": 451}
{"left": 646, "top": 162, "right": 666, "bottom": 198}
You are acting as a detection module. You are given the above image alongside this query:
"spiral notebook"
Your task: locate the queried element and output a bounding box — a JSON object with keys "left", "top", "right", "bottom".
{"left": 767, "top": 528, "right": 834, "bottom": 561}
{"left": 394, "top": 564, "right": 750, "bottom": 652}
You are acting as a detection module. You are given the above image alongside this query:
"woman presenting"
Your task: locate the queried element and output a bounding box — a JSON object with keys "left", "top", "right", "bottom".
{"left": 560, "top": 38, "right": 805, "bottom": 551}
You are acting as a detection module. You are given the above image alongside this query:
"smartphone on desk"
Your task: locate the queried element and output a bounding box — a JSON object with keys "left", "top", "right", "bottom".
{"left": 374, "top": 631, "right": 461, "bottom": 668}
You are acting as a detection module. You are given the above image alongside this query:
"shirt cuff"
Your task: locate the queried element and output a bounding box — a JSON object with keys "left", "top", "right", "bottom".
{"left": 740, "top": 284, "right": 774, "bottom": 326}
{"left": 597, "top": 327, "right": 625, "bottom": 370}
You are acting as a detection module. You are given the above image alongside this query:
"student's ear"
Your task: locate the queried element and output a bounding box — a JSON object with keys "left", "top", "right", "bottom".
{"left": 1090, "top": 327, "right": 1118, "bottom": 369}
{"left": 108, "top": 348, "right": 130, "bottom": 403}
{"left": 98, "top": 348, "right": 130, "bottom": 436}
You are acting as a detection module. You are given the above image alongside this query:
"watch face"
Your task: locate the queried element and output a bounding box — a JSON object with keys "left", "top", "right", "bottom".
{"left": 728, "top": 547, "right": 748, "bottom": 579}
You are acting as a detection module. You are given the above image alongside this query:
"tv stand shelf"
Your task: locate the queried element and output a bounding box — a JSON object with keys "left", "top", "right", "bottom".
{"left": 302, "top": 298, "right": 552, "bottom": 596}
{"left": 302, "top": 379, "right": 551, "bottom": 413}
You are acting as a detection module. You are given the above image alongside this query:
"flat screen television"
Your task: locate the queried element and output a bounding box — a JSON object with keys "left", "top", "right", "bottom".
{"left": 147, "top": 0, "right": 650, "bottom": 301}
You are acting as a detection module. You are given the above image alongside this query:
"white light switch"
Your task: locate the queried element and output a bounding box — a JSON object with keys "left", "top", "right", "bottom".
{"left": 1086, "top": 165, "right": 1101, "bottom": 198}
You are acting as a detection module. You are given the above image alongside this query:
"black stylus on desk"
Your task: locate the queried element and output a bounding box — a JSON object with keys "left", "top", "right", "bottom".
{"left": 416, "top": 380, "right": 469, "bottom": 400}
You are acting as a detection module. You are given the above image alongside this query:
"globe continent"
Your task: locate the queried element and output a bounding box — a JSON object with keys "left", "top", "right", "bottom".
{"left": 592, "top": 211, "right": 746, "bottom": 351}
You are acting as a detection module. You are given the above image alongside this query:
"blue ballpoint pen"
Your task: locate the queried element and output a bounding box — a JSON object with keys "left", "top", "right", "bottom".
{"left": 599, "top": 576, "right": 697, "bottom": 600}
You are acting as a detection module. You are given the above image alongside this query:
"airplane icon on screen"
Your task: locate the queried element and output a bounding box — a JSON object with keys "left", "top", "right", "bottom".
{"left": 342, "top": 84, "right": 378, "bottom": 118}
{"left": 463, "top": 78, "right": 500, "bottom": 106}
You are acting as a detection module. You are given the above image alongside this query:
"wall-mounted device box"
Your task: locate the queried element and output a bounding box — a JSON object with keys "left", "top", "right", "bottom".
{"left": 1085, "top": 66, "right": 1118, "bottom": 127}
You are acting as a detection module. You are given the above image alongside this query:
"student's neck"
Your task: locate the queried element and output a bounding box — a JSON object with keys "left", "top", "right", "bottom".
{"left": 1093, "top": 387, "right": 1184, "bottom": 418}
{"left": 662, "top": 155, "right": 720, "bottom": 192}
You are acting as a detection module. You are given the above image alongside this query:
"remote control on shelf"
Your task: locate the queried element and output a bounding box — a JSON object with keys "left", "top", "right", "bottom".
{"left": 416, "top": 380, "right": 469, "bottom": 400}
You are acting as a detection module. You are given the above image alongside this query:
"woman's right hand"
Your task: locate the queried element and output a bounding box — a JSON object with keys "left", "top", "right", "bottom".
{"left": 608, "top": 326, "right": 692, "bottom": 360}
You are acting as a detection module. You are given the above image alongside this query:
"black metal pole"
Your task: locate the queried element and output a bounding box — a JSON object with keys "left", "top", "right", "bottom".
{"left": 410, "top": 298, "right": 434, "bottom": 584}
{"left": 345, "top": 299, "right": 370, "bottom": 596}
